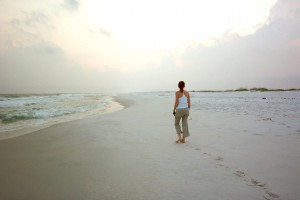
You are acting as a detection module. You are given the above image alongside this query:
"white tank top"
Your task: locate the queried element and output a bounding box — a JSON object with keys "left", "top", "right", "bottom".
{"left": 177, "top": 93, "right": 188, "bottom": 109}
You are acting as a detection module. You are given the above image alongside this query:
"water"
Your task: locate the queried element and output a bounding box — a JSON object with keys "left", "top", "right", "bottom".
{"left": 191, "top": 91, "right": 299, "bottom": 116}
{"left": 156, "top": 90, "right": 300, "bottom": 136}
{"left": 0, "top": 93, "right": 121, "bottom": 133}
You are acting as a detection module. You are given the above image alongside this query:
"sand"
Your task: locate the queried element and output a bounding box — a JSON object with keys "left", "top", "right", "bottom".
{"left": 0, "top": 92, "right": 299, "bottom": 200}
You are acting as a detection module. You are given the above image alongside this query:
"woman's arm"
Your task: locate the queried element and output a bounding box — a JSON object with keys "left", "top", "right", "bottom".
{"left": 173, "top": 92, "right": 179, "bottom": 115}
{"left": 187, "top": 91, "right": 191, "bottom": 110}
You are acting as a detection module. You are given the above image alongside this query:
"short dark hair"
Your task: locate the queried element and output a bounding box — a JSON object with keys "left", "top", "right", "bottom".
{"left": 178, "top": 81, "right": 185, "bottom": 92}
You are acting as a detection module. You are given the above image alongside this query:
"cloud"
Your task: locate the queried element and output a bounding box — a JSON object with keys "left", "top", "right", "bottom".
{"left": 99, "top": 28, "right": 111, "bottom": 38}
{"left": 10, "top": 11, "right": 51, "bottom": 29}
{"left": 6, "top": 10, "right": 54, "bottom": 48}
{"left": 22, "top": 11, "right": 49, "bottom": 27}
{"left": 0, "top": 42, "right": 123, "bottom": 93}
{"left": 269, "top": 0, "right": 300, "bottom": 20}
{"left": 62, "top": 0, "right": 80, "bottom": 12}
{"left": 169, "top": 0, "right": 300, "bottom": 89}
{"left": 33, "top": 43, "right": 64, "bottom": 55}
{"left": 88, "top": 28, "right": 112, "bottom": 38}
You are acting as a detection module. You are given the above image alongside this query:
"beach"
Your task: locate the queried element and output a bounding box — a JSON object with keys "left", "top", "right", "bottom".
{"left": 0, "top": 92, "right": 299, "bottom": 200}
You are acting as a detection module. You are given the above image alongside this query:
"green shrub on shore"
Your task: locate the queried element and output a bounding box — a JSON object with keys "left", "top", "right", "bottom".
{"left": 250, "top": 87, "right": 269, "bottom": 91}
{"left": 235, "top": 88, "right": 249, "bottom": 91}
{"left": 250, "top": 88, "right": 298, "bottom": 92}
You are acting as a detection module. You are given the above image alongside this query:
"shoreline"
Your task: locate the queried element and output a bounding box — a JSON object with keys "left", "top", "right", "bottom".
{"left": 0, "top": 95, "right": 129, "bottom": 140}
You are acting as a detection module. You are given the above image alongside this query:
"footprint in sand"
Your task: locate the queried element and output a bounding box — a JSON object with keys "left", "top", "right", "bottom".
{"left": 203, "top": 152, "right": 213, "bottom": 157}
{"left": 264, "top": 191, "right": 280, "bottom": 200}
{"left": 234, "top": 171, "right": 280, "bottom": 200}
{"left": 214, "top": 156, "right": 224, "bottom": 167}
{"left": 234, "top": 171, "right": 246, "bottom": 177}
{"left": 215, "top": 156, "right": 224, "bottom": 161}
{"left": 254, "top": 133, "right": 264, "bottom": 136}
{"left": 250, "top": 178, "right": 266, "bottom": 187}
{"left": 196, "top": 149, "right": 280, "bottom": 199}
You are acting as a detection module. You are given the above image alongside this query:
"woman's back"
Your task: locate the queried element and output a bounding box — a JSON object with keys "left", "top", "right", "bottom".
{"left": 177, "top": 91, "right": 189, "bottom": 109}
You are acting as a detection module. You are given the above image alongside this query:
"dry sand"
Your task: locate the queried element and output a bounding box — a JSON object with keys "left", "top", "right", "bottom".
{"left": 0, "top": 93, "right": 299, "bottom": 200}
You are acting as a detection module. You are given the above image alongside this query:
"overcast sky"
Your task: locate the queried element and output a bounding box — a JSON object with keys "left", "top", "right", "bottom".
{"left": 0, "top": 0, "right": 299, "bottom": 93}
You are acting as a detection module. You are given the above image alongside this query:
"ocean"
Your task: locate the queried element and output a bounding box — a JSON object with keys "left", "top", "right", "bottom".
{"left": 189, "top": 91, "right": 300, "bottom": 136}
{"left": 0, "top": 93, "right": 122, "bottom": 133}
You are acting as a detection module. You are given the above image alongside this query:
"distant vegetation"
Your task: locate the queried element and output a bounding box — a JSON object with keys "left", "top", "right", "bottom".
{"left": 191, "top": 87, "right": 299, "bottom": 92}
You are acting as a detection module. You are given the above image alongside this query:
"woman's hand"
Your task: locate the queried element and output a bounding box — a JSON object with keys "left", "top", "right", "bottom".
{"left": 173, "top": 111, "right": 176, "bottom": 116}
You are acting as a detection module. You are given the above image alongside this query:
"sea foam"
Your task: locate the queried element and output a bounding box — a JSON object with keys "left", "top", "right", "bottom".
{"left": 0, "top": 93, "right": 120, "bottom": 132}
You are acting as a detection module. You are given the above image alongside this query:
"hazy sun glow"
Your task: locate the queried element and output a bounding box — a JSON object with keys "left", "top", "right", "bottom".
{"left": 49, "top": 0, "right": 277, "bottom": 72}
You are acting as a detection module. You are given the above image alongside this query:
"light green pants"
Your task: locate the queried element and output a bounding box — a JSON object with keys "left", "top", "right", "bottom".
{"left": 174, "top": 108, "right": 190, "bottom": 137}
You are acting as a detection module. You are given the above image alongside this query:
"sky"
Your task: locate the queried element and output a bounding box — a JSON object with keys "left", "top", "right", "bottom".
{"left": 0, "top": 0, "right": 299, "bottom": 93}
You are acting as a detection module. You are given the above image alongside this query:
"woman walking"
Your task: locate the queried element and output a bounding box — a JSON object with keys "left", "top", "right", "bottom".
{"left": 173, "top": 81, "right": 191, "bottom": 143}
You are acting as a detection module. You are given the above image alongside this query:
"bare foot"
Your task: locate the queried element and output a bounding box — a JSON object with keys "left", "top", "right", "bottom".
{"left": 175, "top": 139, "right": 182, "bottom": 143}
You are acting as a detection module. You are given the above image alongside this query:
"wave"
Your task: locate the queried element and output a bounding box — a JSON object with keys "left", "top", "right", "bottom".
{"left": 0, "top": 93, "right": 117, "bottom": 132}
{"left": 0, "top": 114, "right": 37, "bottom": 123}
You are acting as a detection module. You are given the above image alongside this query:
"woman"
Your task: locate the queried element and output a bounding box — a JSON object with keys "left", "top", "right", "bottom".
{"left": 173, "top": 81, "right": 191, "bottom": 143}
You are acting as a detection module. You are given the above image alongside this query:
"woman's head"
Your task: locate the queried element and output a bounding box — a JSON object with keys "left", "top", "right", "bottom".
{"left": 178, "top": 81, "right": 185, "bottom": 92}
